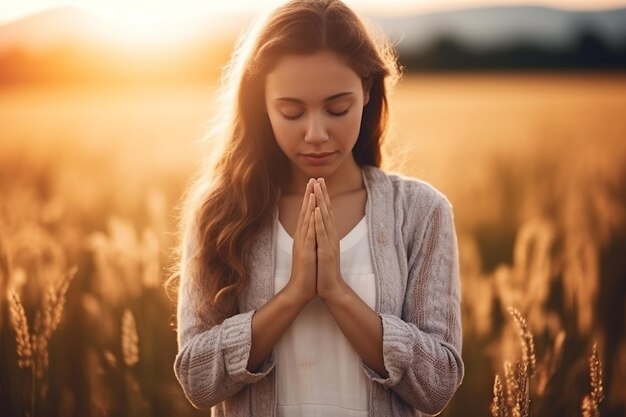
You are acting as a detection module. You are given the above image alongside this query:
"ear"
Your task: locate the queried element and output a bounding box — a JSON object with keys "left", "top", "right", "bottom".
{"left": 362, "top": 78, "right": 373, "bottom": 106}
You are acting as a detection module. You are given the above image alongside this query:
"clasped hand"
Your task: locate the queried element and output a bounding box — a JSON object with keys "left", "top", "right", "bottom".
{"left": 289, "top": 178, "right": 346, "bottom": 305}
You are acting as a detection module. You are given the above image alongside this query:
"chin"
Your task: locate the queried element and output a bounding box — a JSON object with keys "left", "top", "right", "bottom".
{"left": 298, "top": 163, "right": 337, "bottom": 178}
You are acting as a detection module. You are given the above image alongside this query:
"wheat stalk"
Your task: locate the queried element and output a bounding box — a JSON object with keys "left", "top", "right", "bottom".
{"left": 41, "top": 266, "right": 76, "bottom": 339}
{"left": 491, "top": 374, "right": 509, "bottom": 417}
{"left": 589, "top": 343, "right": 604, "bottom": 405}
{"left": 8, "top": 288, "right": 37, "bottom": 417}
{"left": 582, "top": 396, "right": 598, "bottom": 417}
{"left": 33, "top": 266, "right": 77, "bottom": 378}
{"left": 581, "top": 342, "right": 604, "bottom": 417}
{"left": 508, "top": 307, "right": 536, "bottom": 417}
{"left": 492, "top": 308, "right": 537, "bottom": 417}
{"left": 7, "top": 266, "right": 76, "bottom": 417}
{"left": 8, "top": 289, "right": 33, "bottom": 369}
{"left": 503, "top": 360, "right": 517, "bottom": 412}
{"left": 508, "top": 307, "right": 536, "bottom": 376}
{"left": 121, "top": 309, "right": 139, "bottom": 366}
{"left": 514, "top": 359, "right": 529, "bottom": 417}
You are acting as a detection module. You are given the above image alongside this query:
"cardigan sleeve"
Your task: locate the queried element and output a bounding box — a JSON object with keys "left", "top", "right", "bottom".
{"left": 172, "top": 230, "right": 275, "bottom": 409}
{"left": 360, "top": 196, "right": 464, "bottom": 415}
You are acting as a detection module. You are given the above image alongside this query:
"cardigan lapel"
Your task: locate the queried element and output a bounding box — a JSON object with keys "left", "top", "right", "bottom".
{"left": 241, "top": 164, "right": 406, "bottom": 315}
{"left": 235, "top": 208, "right": 277, "bottom": 416}
{"left": 363, "top": 165, "right": 404, "bottom": 316}
{"left": 240, "top": 208, "right": 277, "bottom": 313}
{"left": 242, "top": 165, "right": 406, "bottom": 417}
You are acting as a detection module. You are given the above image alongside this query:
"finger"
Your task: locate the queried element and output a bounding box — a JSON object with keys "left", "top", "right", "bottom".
{"left": 318, "top": 178, "right": 332, "bottom": 212}
{"left": 314, "top": 182, "right": 336, "bottom": 242}
{"left": 295, "top": 179, "right": 314, "bottom": 239}
{"left": 313, "top": 181, "right": 321, "bottom": 206}
{"left": 317, "top": 179, "right": 336, "bottom": 231}
{"left": 299, "top": 193, "right": 315, "bottom": 245}
{"left": 297, "top": 179, "right": 314, "bottom": 223}
{"left": 314, "top": 207, "right": 329, "bottom": 246}
{"left": 305, "top": 209, "right": 316, "bottom": 249}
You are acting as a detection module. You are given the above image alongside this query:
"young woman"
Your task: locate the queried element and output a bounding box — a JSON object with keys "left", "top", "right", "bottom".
{"left": 170, "top": 1, "right": 464, "bottom": 416}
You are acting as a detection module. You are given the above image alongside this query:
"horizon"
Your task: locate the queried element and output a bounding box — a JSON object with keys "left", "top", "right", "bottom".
{"left": 1, "top": 0, "right": 624, "bottom": 83}
{"left": 2, "top": 0, "right": 626, "bottom": 27}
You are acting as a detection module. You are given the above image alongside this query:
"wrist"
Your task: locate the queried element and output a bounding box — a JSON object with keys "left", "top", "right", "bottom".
{"left": 282, "top": 283, "right": 313, "bottom": 308}
{"left": 319, "top": 280, "right": 350, "bottom": 306}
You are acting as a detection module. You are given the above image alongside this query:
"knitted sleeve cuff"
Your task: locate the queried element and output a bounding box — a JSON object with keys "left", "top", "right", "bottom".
{"left": 360, "top": 313, "right": 411, "bottom": 388}
{"left": 221, "top": 310, "right": 276, "bottom": 384}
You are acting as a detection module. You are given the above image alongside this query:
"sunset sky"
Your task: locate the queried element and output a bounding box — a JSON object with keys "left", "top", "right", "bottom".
{"left": 2, "top": 0, "right": 626, "bottom": 25}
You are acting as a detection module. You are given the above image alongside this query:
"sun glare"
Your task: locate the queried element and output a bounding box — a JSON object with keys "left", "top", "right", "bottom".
{"left": 72, "top": 1, "right": 294, "bottom": 51}
{"left": 79, "top": 4, "right": 213, "bottom": 49}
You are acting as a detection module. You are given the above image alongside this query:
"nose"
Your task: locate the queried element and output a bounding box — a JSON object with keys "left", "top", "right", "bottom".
{"left": 304, "top": 114, "right": 329, "bottom": 144}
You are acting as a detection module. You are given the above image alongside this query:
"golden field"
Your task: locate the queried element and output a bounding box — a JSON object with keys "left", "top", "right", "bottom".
{"left": 1, "top": 72, "right": 625, "bottom": 417}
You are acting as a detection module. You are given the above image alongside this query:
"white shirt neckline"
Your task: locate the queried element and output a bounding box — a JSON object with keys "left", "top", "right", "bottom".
{"left": 277, "top": 215, "right": 367, "bottom": 255}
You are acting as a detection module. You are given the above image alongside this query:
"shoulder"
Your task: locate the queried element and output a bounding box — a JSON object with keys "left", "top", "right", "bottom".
{"left": 362, "top": 165, "right": 453, "bottom": 218}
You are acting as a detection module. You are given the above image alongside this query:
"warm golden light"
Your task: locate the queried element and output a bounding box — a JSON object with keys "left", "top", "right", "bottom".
{"left": 83, "top": 4, "right": 199, "bottom": 48}
{"left": 2, "top": 0, "right": 625, "bottom": 27}
{"left": 0, "top": 2, "right": 625, "bottom": 414}
{"left": 70, "top": 3, "right": 245, "bottom": 49}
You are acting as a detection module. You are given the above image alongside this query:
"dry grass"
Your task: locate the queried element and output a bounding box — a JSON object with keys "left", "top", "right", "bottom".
{"left": 491, "top": 374, "right": 508, "bottom": 417}
{"left": 7, "top": 290, "right": 33, "bottom": 369}
{"left": 508, "top": 307, "right": 537, "bottom": 379}
{"left": 121, "top": 309, "right": 139, "bottom": 367}
{"left": 491, "top": 308, "right": 536, "bottom": 417}
{"left": 0, "top": 73, "right": 624, "bottom": 416}
{"left": 581, "top": 343, "right": 604, "bottom": 417}
{"left": 492, "top": 309, "right": 606, "bottom": 417}
{"left": 33, "top": 267, "right": 77, "bottom": 379}
{"left": 6, "top": 266, "right": 76, "bottom": 415}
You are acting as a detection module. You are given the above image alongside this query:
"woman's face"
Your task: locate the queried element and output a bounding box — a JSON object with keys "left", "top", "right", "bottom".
{"left": 264, "top": 50, "right": 370, "bottom": 182}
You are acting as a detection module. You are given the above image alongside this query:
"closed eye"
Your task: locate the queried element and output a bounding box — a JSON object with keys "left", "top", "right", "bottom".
{"left": 328, "top": 108, "right": 350, "bottom": 117}
{"left": 281, "top": 112, "right": 304, "bottom": 120}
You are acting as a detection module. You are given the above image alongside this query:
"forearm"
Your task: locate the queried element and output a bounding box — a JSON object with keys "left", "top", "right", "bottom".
{"left": 323, "top": 282, "right": 389, "bottom": 379}
{"left": 247, "top": 285, "right": 307, "bottom": 373}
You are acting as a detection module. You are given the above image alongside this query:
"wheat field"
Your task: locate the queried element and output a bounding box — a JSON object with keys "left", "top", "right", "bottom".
{"left": 1, "top": 72, "right": 625, "bottom": 417}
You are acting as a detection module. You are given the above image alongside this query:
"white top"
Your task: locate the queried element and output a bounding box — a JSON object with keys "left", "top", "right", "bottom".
{"left": 274, "top": 215, "right": 376, "bottom": 417}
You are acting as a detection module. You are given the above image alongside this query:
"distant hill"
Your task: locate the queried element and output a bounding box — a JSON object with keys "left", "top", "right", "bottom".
{"left": 0, "top": 4, "right": 624, "bottom": 84}
{"left": 371, "top": 6, "right": 626, "bottom": 71}
{"left": 371, "top": 5, "right": 626, "bottom": 52}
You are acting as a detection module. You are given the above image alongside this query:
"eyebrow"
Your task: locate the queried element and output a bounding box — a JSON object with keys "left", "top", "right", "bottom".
{"left": 274, "top": 92, "right": 354, "bottom": 104}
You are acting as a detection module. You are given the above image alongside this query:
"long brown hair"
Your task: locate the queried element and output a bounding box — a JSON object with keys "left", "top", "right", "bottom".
{"left": 166, "top": 0, "right": 401, "bottom": 327}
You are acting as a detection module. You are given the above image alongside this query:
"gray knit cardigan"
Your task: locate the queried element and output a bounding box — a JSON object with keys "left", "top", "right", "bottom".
{"left": 173, "top": 165, "right": 464, "bottom": 416}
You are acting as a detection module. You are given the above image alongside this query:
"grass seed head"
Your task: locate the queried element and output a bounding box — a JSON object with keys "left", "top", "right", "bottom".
{"left": 491, "top": 374, "right": 509, "bottom": 417}
{"left": 508, "top": 307, "right": 537, "bottom": 377}
{"left": 581, "top": 342, "right": 604, "bottom": 417}
{"left": 121, "top": 309, "right": 139, "bottom": 367}
{"left": 8, "top": 289, "right": 33, "bottom": 369}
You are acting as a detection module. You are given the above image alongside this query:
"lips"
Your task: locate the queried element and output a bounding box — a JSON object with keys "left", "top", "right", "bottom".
{"left": 303, "top": 152, "right": 335, "bottom": 157}
{"left": 300, "top": 151, "right": 337, "bottom": 165}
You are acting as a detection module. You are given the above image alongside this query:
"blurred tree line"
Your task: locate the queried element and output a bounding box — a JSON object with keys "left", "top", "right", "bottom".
{"left": 0, "top": 25, "right": 624, "bottom": 86}
{"left": 403, "top": 27, "right": 626, "bottom": 71}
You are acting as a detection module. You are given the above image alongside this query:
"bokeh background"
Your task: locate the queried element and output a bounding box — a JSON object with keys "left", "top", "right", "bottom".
{"left": 1, "top": 0, "right": 625, "bottom": 416}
